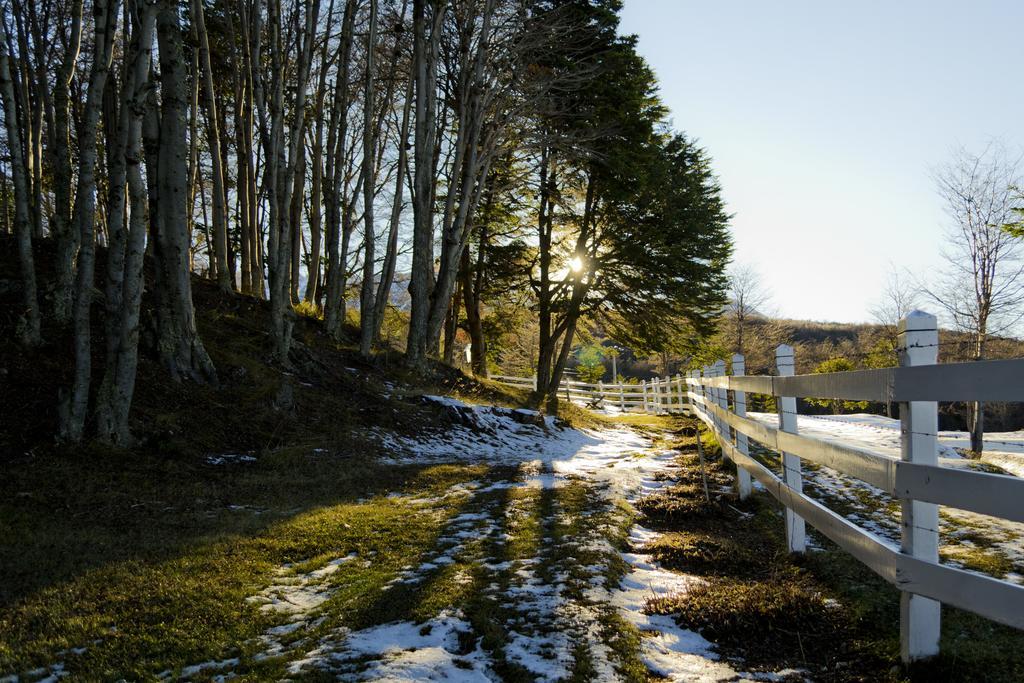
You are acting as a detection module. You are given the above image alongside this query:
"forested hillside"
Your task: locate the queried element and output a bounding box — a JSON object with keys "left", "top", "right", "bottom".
{"left": 0, "top": 0, "right": 731, "bottom": 450}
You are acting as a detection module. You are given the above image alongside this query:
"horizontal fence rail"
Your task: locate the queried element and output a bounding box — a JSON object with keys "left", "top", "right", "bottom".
{"left": 490, "top": 374, "right": 691, "bottom": 415}
{"left": 687, "top": 310, "right": 1024, "bottom": 664}
{"left": 697, "top": 358, "right": 1024, "bottom": 403}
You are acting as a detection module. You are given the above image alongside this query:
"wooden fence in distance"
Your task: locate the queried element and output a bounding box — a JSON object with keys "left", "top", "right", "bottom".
{"left": 491, "top": 374, "right": 690, "bottom": 414}
{"left": 687, "top": 310, "right": 1024, "bottom": 662}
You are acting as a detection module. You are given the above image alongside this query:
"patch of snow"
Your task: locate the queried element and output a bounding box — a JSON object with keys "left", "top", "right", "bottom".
{"left": 287, "top": 611, "right": 493, "bottom": 680}
{"left": 247, "top": 553, "right": 359, "bottom": 616}
{"left": 205, "top": 453, "right": 257, "bottom": 466}
{"left": 746, "top": 412, "right": 1024, "bottom": 584}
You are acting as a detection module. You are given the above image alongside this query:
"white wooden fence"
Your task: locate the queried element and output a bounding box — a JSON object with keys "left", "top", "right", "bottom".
{"left": 491, "top": 374, "right": 690, "bottom": 414}
{"left": 686, "top": 311, "right": 1024, "bottom": 662}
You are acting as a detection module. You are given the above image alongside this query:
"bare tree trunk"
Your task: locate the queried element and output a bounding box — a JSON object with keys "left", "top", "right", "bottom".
{"left": 289, "top": 140, "right": 306, "bottom": 305}
{"left": 0, "top": 161, "right": 9, "bottom": 234}
{"left": 358, "top": 0, "right": 379, "bottom": 356}
{"left": 442, "top": 281, "right": 460, "bottom": 365}
{"left": 371, "top": 73, "right": 413, "bottom": 342}
{"left": 420, "top": 0, "right": 501, "bottom": 356}
{"left": 305, "top": 126, "right": 324, "bottom": 303}
{"left": 263, "top": 0, "right": 289, "bottom": 360}
{"left": 406, "top": 0, "right": 442, "bottom": 368}
{"left": 192, "top": 0, "right": 232, "bottom": 292}
{"left": 546, "top": 318, "right": 578, "bottom": 415}
{"left": 0, "top": 13, "right": 41, "bottom": 345}
{"left": 529, "top": 149, "right": 553, "bottom": 408}
{"left": 186, "top": 46, "right": 202, "bottom": 268}
{"left": 265, "top": 0, "right": 320, "bottom": 361}
{"left": 301, "top": 0, "right": 336, "bottom": 306}
{"left": 95, "top": 0, "right": 158, "bottom": 444}
{"left": 969, "top": 330, "right": 986, "bottom": 453}
{"left": 49, "top": 0, "right": 83, "bottom": 317}
{"left": 10, "top": 0, "right": 43, "bottom": 242}
{"left": 59, "top": 0, "right": 121, "bottom": 439}
{"left": 460, "top": 229, "right": 487, "bottom": 377}
{"left": 238, "top": 0, "right": 266, "bottom": 298}
{"left": 151, "top": 0, "right": 217, "bottom": 383}
{"left": 323, "top": 0, "right": 357, "bottom": 339}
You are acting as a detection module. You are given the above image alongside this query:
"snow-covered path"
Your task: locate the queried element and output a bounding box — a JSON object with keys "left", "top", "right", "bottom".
{"left": 170, "top": 399, "right": 799, "bottom": 681}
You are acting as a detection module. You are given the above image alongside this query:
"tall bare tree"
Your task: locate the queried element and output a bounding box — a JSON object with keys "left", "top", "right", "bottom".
{"left": 95, "top": 0, "right": 158, "bottom": 443}
{"left": 60, "top": 0, "right": 122, "bottom": 439}
{"left": 405, "top": 0, "right": 442, "bottom": 367}
{"left": 150, "top": 0, "right": 217, "bottom": 382}
{"left": 726, "top": 263, "right": 771, "bottom": 357}
{"left": 871, "top": 267, "right": 920, "bottom": 332}
{"left": 192, "top": 0, "right": 232, "bottom": 291}
{"left": 358, "top": 0, "right": 379, "bottom": 356}
{"left": 924, "top": 143, "right": 1024, "bottom": 453}
{"left": 323, "top": 0, "right": 358, "bottom": 340}
{"left": 0, "top": 1, "right": 40, "bottom": 344}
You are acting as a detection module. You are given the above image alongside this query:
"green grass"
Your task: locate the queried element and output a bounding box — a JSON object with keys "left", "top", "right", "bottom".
{"left": 0, "top": 439, "right": 505, "bottom": 679}
{"left": 0, "top": 434, "right": 656, "bottom": 680}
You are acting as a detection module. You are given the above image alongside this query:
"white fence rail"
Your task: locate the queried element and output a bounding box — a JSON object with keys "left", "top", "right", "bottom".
{"left": 490, "top": 374, "right": 690, "bottom": 414}
{"left": 686, "top": 311, "right": 1024, "bottom": 662}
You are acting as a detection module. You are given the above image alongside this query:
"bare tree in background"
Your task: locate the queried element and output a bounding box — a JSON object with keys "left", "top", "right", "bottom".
{"left": 870, "top": 267, "right": 920, "bottom": 415}
{"left": 924, "top": 143, "right": 1024, "bottom": 453}
{"left": 871, "top": 267, "right": 920, "bottom": 331}
{"left": 726, "top": 263, "right": 771, "bottom": 357}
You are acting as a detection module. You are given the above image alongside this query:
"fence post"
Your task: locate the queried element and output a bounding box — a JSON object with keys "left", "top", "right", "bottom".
{"left": 707, "top": 364, "right": 719, "bottom": 434}
{"left": 732, "top": 353, "right": 753, "bottom": 500}
{"left": 675, "top": 373, "right": 684, "bottom": 412}
{"left": 659, "top": 377, "right": 667, "bottom": 414}
{"left": 777, "top": 344, "right": 805, "bottom": 553}
{"left": 532, "top": 374, "right": 538, "bottom": 391}
{"left": 641, "top": 380, "right": 649, "bottom": 413}
{"left": 702, "top": 366, "right": 711, "bottom": 424}
{"left": 713, "top": 360, "right": 729, "bottom": 445}
{"left": 619, "top": 382, "right": 626, "bottom": 412}
{"left": 897, "top": 311, "right": 941, "bottom": 662}
{"left": 688, "top": 370, "right": 696, "bottom": 419}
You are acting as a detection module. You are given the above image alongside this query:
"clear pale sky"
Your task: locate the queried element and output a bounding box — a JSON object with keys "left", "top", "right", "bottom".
{"left": 620, "top": 0, "right": 1024, "bottom": 323}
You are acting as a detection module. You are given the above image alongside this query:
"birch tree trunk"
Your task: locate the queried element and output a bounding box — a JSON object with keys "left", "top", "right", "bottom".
{"left": 266, "top": 0, "right": 320, "bottom": 362}
{"left": 406, "top": 0, "right": 442, "bottom": 368}
{"left": 358, "top": 0, "right": 379, "bottom": 356}
{"left": 95, "top": 0, "right": 158, "bottom": 443}
{"left": 60, "top": 0, "right": 122, "bottom": 439}
{"left": 192, "top": 0, "right": 232, "bottom": 292}
{"left": 323, "top": 0, "right": 357, "bottom": 340}
{"left": 151, "top": 0, "right": 217, "bottom": 383}
{"left": 304, "top": 0, "right": 334, "bottom": 305}
{"left": 371, "top": 73, "right": 413, "bottom": 342}
{"left": 0, "top": 12, "right": 41, "bottom": 345}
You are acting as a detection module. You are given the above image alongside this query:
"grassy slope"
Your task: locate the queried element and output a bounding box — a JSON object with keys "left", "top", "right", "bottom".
{"left": 0, "top": 237, "right": 539, "bottom": 677}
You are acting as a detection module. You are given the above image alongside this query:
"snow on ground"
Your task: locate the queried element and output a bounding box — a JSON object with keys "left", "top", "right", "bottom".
{"left": 165, "top": 397, "right": 802, "bottom": 681}
{"left": 749, "top": 411, "right": 1024, "bottom": 477}
{"left": 746, "top": 412, "right": 1024, "bottom": 584}
{"left": 331, "top": 398, "right": 797, "bottom": 681}
{"left": 248, "top": 553, "right": 360, "bottom": 617}
{"left": 288, "top": 612, "right": 493, "bottom": 681}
